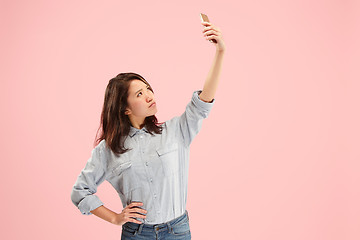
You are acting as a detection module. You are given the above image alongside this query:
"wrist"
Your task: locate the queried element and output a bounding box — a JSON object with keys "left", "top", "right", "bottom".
{"left": 110, "top": 213, "right": 118, "bottom": 225}
{"left": 216, "top": 48, "right": 225, "bottom": 54}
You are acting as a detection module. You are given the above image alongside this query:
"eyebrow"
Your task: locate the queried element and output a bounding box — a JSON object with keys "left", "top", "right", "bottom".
{"left": 134, "top": 85, "right": 150, "bottom": 95}
{"left": 135, "top": 88, "right": 143, "bottom": 95}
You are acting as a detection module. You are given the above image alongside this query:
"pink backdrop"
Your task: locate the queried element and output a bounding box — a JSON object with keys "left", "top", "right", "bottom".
{"left": 1, "top": 0, "right": 359, "bottom": 239}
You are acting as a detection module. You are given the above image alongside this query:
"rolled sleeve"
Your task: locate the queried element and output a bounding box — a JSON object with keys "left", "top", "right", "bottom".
{"left": 70, "top": 146, "right": 107, "bottom": 215}
{"left": 178, "top": 90, "right": 215, "bottom": 146}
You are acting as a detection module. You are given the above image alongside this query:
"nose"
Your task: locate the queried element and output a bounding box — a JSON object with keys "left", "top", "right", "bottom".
{"left": 146, "top": 91, "right": 154, "bottom": 102}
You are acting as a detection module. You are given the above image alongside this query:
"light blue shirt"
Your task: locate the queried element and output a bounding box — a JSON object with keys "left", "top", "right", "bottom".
{"left": 71, "top": 90, "right": 215, "bottom": 224}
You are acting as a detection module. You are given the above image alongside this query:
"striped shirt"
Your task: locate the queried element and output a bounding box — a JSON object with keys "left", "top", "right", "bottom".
{"left": 71, "top": 90, "right": 215, "bottom": 224}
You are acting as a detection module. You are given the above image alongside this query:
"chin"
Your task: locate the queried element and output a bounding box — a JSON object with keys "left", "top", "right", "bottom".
{"left": 147, "top": 111, "right": 157, "bottom": 117}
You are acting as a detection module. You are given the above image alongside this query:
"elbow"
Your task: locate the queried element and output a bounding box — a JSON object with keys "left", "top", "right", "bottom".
{"left": 70, "top": 187, "right": 82, "bottom": 207}
{"left": 198, "top": 92, "right": 214, "bottom": 103}
{"left": 70, "top": 189, "right": 78, "bottom": 206}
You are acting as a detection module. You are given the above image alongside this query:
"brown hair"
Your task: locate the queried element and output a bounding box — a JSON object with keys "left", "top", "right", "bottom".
{"left": 94, "top": 72, "right": 163, "bottom": 156}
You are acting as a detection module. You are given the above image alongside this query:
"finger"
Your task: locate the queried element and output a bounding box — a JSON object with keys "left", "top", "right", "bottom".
{"left": 203, "top": 26, "right": 220, "bottom": 33}
{"left": 128, "top": 218, "right": 143, "bottom": 224}
{"left": 124, "top": 206, "right": 147, "bottom": 215}
{"left": 201, "top": 21, "right": 211, "bottom": 26}
{"left": 204, "top": 34, "right": 220, "bottom": 41}
{"left": 204, "top": 30, "right": 219, "bottom": 37}
{"left": 203, "top": 30, "right": 221, "bottom": 36}
{"left": 206, "top": 35, "right": 220, "bottom": 43}
{"left": 134, "top": 213, "right": 147, "bottom": 219}
{"left": 127, "top": 207, "right": 148, "bottom": 214}
{"left": 206, "top": 29, "right": 222, "bottom": 36}
{"left": 128, "top": 213, "right": 147, "bottom": 219}
{"left": 128, "top": 202, "right": 143, "bottom": 208}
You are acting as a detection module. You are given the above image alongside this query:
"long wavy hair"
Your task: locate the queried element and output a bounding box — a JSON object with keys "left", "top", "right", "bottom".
{"left": 94, "top": 72, "right": 163, "bottom": 156}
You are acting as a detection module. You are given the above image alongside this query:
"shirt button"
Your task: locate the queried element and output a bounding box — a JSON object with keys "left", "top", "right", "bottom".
{"left": 150, "top": 178, "right": 153, "bottom": 182}
{"left": 154, "top": 194, "right": 157, "bottom": 198}
{"left": 145, "top": 162, "right": 148, "bottom": 166}
{"left": 140, "top": 135, "right": 143, "bottom": 139}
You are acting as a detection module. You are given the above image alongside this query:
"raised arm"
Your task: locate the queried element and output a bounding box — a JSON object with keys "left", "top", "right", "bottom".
{"left": 199, "top": 21, "right": 226, "bottom": 103}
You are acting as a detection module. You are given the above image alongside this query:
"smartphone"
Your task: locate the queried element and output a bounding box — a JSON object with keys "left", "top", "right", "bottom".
{"left": 200, "top": 13, "right": 217, "bottom": 43}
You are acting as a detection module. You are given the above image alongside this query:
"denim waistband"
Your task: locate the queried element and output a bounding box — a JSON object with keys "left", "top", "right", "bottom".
{"left": 123, "top": 210, "right": 189, "bottom": 233}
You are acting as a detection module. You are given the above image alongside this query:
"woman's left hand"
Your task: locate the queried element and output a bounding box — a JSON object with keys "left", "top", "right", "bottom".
{"left": 201, "top": 21, "right": 226, "bottom": 52}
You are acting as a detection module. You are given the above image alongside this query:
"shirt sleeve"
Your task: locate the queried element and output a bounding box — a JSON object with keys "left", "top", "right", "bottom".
{"left": 70, "top": 145, "right": 107, "bottom": 215}
{"left": 178, "top": 90, "right": 215, "bottom": 147}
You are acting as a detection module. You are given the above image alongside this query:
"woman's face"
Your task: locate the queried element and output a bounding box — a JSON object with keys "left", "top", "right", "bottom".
{"left": 125, "top": 79, "right": 157, "bottom": 126}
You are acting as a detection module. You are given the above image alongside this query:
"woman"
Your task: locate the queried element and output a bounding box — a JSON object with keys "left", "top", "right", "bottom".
{"left": 71, "top": 20, "right": 225, "bottom": 240}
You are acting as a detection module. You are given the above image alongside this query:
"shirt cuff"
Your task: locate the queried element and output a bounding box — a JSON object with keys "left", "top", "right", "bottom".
{"left": 77, "top": 195, "right": 104, "bottom": 215}
{"left": 193, "top": 90, "right": 215, "bottom": 112}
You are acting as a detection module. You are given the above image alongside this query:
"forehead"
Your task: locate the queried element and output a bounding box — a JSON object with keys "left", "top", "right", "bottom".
{"left": 128, "top": 79, "right": 147, "bottom": 93}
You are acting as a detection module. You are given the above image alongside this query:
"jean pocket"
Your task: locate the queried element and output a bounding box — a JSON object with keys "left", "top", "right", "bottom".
{"left": 156, "top": 143, "right": 179, "bottom": 177}
{"left": 171, "top": 221, "right": 191, "bottom": 236}
{"left": 122, "top": 223, "right": 138, "bottom": 236}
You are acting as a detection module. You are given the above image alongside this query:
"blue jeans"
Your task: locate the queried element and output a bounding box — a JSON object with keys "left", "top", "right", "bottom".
{"left": 121, "top": 210, "right": 191, "bottom": 240}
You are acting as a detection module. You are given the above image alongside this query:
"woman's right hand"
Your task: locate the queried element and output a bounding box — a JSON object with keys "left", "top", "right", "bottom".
{"left": 112, "top": 202, "right": 147, "bottom": 225}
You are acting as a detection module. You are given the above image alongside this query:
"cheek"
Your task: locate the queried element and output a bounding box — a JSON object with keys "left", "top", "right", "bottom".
{"left": 132, "top": 100, "right": 147, "bottom": 114}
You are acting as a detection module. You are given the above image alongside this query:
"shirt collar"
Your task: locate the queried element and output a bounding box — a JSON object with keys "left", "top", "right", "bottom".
{"left": 129, "top": 125, "right": 150, "bottom": 137}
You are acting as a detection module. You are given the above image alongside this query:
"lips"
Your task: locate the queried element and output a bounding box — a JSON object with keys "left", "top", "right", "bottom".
{"left": 149, "top": 102, "right": 156, "bottom": 108}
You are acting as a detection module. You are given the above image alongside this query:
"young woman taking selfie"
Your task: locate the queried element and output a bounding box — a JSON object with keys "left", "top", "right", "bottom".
{"left": 71, "top": 15, "right": 225, "bottom": 240}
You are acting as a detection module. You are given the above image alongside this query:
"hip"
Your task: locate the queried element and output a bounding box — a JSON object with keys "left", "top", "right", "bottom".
{"left": 121, "top": 210, "right": 191, "bottom": 240}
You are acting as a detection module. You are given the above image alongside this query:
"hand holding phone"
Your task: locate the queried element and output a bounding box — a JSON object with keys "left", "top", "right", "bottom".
{"left": 200, "top": 13, "right": 217, "bottom": 43}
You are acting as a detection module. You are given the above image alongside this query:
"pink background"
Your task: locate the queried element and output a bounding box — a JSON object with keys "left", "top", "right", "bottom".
{"left": 1, "top": 0, "right": 359, "bottom": 239}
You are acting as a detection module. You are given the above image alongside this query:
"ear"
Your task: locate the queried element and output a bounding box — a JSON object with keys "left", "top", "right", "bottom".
{"left": 124, "top": 108, "right": 131, "bottom": 115}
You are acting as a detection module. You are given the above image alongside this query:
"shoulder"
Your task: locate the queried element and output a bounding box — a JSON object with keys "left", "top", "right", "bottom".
{"left": 93, "top": 139, "right": 112, "bottom": 167}
{"left": 94, "top": 139, "right": 107, "bottom": 153}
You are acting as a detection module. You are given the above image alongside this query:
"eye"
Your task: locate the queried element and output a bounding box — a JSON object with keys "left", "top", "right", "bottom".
{"left": 137, "top": 86, "right": 151, "bottom": 97}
